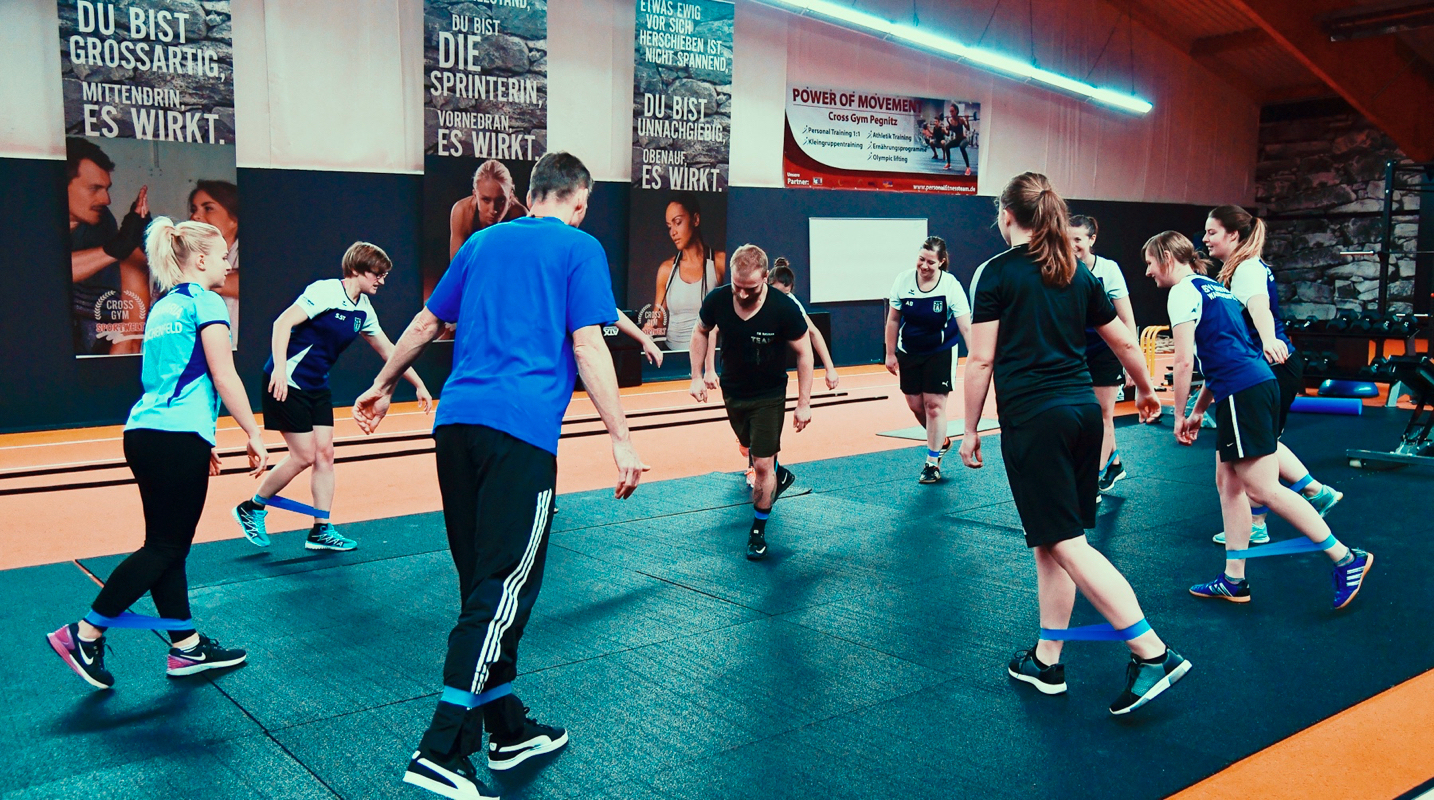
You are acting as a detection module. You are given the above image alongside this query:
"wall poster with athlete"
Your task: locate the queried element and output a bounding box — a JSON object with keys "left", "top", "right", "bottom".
{"left": 57, "top": 0, "right": 239, "bottom": 357}
{"left": 421, "top": 0, "right": 548, "bottom": 326}
{"left": 783, "top": 85, "right": 980, "bottom": 194}
{"left": 627, "top": 0, "right": 733, "bottom": 352}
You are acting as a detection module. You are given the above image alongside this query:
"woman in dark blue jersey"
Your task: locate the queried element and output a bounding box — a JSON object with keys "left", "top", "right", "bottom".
{"left": 1203, "top": 205, "right": 1342, "bottom": 549}
{"left": 1144, "top": 231, "right": 1371, "bottom": 609}
{"left": 48, "top": 218, "right": 268, "bottom": 690}
{"left": 961, "top": 172, "right": 1186, "bottom": 715}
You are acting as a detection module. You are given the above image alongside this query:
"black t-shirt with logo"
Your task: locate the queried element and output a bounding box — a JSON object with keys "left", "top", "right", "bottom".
{"left": 970, "top": 244, "right": 1117, "bottom": 425}
{"left": 699, "top": 286, "right": 808, "bottom": 401}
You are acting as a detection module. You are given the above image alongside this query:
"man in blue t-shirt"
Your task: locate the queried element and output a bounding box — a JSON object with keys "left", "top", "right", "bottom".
{"left": 354, "top": 152, "right": 647, "bottom": 800}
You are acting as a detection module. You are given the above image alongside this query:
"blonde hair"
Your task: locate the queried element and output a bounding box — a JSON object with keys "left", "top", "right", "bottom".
{"left": 1143, "top": 231, "right": 1212, "bottom": 275}
{"left": 144, "top": 217, "right": 225, "bottom": 293}
{"left": 473, "top": 159, "right": 515, "bottom": 195}
{"left": 999, "top": 172, "right": 1077, "bottom": 288}
{"left": 731, "top": 243, "right": 769, "bottom": 276}
{"left": 1209, "top": 204, "right": 1266, "bottom": 286}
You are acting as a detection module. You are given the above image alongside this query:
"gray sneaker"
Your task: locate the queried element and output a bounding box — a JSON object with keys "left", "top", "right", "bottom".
{"left": 1213, "top": 522, "right": 1270, "bottom": 545}
{"left": 1109, "top": 648, "right": 1192, "bottom": 715}
{"left": 1307, "top": 485, "right": 1343, "bottom": 517}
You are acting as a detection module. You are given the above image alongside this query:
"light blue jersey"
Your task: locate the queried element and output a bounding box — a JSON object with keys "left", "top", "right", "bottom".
{"left": 125, "top": 284, "right": 231, "bottom": 445}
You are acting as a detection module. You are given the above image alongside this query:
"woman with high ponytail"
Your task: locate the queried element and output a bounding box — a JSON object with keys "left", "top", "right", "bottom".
{"left": 1203, "top": 205, "right": 1344, "bottom": 547}
{"left": 1143, "top": 230, "right": 1371, "bottom": 609}
{"left": 961, "top": 172, "right": 1189, "bottom": 715}
{"left": 47, "top": 217, "right": 269, "bottom": 690}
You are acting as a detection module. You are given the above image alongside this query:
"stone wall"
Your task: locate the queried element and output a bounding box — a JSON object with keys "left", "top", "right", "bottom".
{"left": 1256, "top": 112, "right": 1419, "bottom": 319}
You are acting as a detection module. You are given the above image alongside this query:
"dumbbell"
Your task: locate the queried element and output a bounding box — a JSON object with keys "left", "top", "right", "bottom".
{"left": 1395, "top": 314, "right": 1418, "bottom": 338}
{"left": 1326, "top": 311, "right": 1356, "bottom": 332}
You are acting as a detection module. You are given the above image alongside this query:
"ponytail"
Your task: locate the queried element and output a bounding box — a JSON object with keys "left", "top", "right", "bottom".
{"left": 1209, "top": 204, "right": 1266, "bottom": 286}
{"left": 144, "top": 217, "right": 225, "bottom": 293}
{"left": 1144, "top": 230, "right": 1213, "bottom": 276}
{"left": 999, "top": 172, "right": 1076, "bottom": 287}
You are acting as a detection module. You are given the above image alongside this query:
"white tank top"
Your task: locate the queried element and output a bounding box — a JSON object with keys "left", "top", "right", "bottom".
{"left": 663, "top": 248, "right": 717, "bottom": 350}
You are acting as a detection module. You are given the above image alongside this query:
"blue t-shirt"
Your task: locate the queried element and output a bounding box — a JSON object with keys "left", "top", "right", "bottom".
{"left": 887, "top": 270, "right": 971, "bottom": 355}
{"left": 264, "top": 279, "right": 383, "bottom": 391}
{"left": 125, "top": 284, "right": 231, "bottom": 445}
{"left": 1167, "top": 274, "right": 1274, "bottom": 403}
{"left": 1228, "top": 257, "right": 1292, "bottom": 350}
{"left": 428, "top": 216, "right": 617, "bottom": 455}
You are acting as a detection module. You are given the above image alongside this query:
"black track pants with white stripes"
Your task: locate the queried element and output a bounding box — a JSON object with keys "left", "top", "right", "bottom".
{"left": 421, "top": 423, "right": 557, "bottom": 758}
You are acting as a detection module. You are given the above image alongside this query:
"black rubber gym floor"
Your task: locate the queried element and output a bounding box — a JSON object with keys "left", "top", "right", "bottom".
{"left": 3, "top": 408, "right": 1427, "bottom": 799}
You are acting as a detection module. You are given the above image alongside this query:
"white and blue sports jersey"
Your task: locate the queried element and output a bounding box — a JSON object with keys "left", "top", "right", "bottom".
{"left": 264, "top": 279, "right": 382, "bottom": 391}
{"left": 1228, "top": 257, "right": 1292, "bottom": 349}
{"left": 1167, "top": 274, "right": 1274, "bottom": 402}
{"left": 888, "top": 269, "right": 971, "bottom": 355}
{"left": 124, "top": 283, "right": 231, "bottom": 445}
{"left": 1083, "top": 255, "right": 1129, "bottom": 355}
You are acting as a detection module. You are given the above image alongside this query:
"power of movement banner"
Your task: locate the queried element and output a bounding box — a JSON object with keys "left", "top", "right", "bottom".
{"left": 422, "top": 0, "right": 548, "bottom": 310}
{"left": 60, "top": 0, "right": 239, "bottom": 357}
{"left": 783, "top": 85, "right": 980, "bottom": 194}
{"left": 628, "top": 0, "right": 733, "bottom": 353}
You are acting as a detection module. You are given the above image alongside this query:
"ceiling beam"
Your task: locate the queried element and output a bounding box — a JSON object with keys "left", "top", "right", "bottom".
{"left": 1227, "top": 0, "right": 1434, "bottom": 160}
{"left": 1190, "top": 28, "right": 1271, "bottom": 56}
{"left": 1261, "top": 81, "right": 1340, "bottom": 104}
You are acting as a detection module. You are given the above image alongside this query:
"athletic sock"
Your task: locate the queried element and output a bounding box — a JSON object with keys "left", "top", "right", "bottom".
{"left": 1031, "top": 652, "right": 1050, "bottom": 670}
{"left": 1223, "top": 573, "right": 1247, "bottom": 585}
{"left": 251, "top": 495, "right": 269, "bottom": 508}
{"left": 1336, "top": 549, "right": 1355, "bottom": 566}
{"left": 926, "top": 449, "right": 941, "bottom": 464}
{"left": 751, "top": 508, "right": 771, "bottom": 536}
{"left": 1137, "top": 649, "right": 1168, "bottom": 665}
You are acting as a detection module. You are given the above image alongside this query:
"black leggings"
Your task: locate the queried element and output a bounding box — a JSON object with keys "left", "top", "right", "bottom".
{"left": 91, "top": 429, "right": 210, "bottom": 643}
{"left": 943, "top": 138, "right": 970, "bottom": 168}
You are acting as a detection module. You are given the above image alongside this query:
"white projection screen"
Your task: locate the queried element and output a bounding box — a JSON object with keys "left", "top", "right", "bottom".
{"left": 809, "top": 218, "right": 929, "bottom": 303}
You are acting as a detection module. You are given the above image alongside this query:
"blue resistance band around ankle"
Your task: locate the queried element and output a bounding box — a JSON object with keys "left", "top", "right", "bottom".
{"left": 85, "top": 610, "right": 193, "bottom": 631}
{"left": 1040, "top": 619, "right": 1151, "bottom": 642}
{"left": 1102, "top": 450, "right": 1119, "bottom": 473}
{"left": 1224, "top": 535, "right": 1338, "bottom": 560}
{"left": 440, "top": 682, "right": 513, "bottom": 709}
{"left": 1289, "top": 475, "right": 1313, "bottom": 493}
{"left": 264, "top": 495, "right": 330, "bottom": 520}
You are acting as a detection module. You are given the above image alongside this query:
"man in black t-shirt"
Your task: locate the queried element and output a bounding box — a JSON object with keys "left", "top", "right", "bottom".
{"left": 67, "top": 138, "right": 151, "bottom": 355}
{"left": 689, "top": 244, "right": 813, "bottom": 561}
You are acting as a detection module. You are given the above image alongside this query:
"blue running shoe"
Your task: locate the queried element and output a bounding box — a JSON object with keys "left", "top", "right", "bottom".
{"left": 1212, "top": 522, "right": 1269, "bottom": 545}
{"left": 1332, "top": 548, "right": 1372, "bottom": 609}
{"left": 1307, "top": 485, "right": 1343, "bottom": 518}
{"left": 1189, "top": 573, "right": 1250, "bottom": 603}
{"left": 1109, "top": 648, "right": 1192, "bottom": 715}
{"left": 306, "top": 523, "right": 356, "bottom": 551}
{"left": 232, "top": 501, "right": 270, "bottom": 547}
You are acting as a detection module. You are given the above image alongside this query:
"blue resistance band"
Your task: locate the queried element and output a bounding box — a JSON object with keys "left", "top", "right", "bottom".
{"left": 1040, "top": 619, "right": 1151, "bottom": 642}
{"left": 264, "top": 495, "right": 330, "bottom": 520}
{"left": 1289, "top": 475, "right": 1313, "bottom": 493}
{"left": 85, "top": 610, "right": 193, "bottom": 631}
{"left": 1102, "top": 450, "right": 1119, "bottom": 473}
{"left": 1225, "top": 535, "right": 1338, "bottom": 560}
{"left": 1250, "top": 505, "right": 1270, "bottom": 516}
{"left": 440, "top": 682, "right": 513, "bottom": 709}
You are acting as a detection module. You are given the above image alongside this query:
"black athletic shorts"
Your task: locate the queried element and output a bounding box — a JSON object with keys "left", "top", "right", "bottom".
{"left": 1086, "top": 346, "right": 1124, "bottom": 387}
{"left": 725, "top": 393, "right": 786, "bottom": 459}
{"left": 1000, "top": 403, "right": 1102, "bottom": 548}
{"left": 262, "top": 385, "right": 334, "bottom": 433}
{"left": 1272, "top": 350, "right": 1305, "bottom": 436}
{"left": 897, "top": 348, "right": 954, "bottom": 396}
{"left": 1214, "top": 380, "right": 1280, "bottom": 463}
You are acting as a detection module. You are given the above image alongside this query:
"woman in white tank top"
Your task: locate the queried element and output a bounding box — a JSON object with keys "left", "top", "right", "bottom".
{"left": 642, "top": 194, "right": 727, "bottom": 351}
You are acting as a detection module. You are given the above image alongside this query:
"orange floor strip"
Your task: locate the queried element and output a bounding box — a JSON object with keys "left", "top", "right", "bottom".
{"left": 1168, "top": 668, "right": 1434, "bottom": 800}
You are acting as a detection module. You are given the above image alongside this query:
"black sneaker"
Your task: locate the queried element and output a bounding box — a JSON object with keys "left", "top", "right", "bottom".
{"left": 746, "top": 531, "right": 768, "bottom": 561}
{"left": 47, "top": 623, "right": 114, "bottom": 689}
{"left": 1007, "top": 649, "right": 1067, "bottom": 695}
{"left": 1098, "top": 460, "right": 1127, "bottom": 493}
{"left": 404, "top": 750, "right": 498, "bottom": 800}
{"left": 918, "top": 463, "right": 941, "bottom": 484}
{"left": 939, "top": 436, "right": 954, "bottom": 456}
{"left": 773, "top": 467, "right": 797, "bottom": 501}
{"left": 1109, "top": 648, "right": 1192, "bottom": 715}
{"left": 166, "top": 634, "right": 247, "bottom": 677}
{"left": 487, "top": 711, "right": 569, "bottom": 771}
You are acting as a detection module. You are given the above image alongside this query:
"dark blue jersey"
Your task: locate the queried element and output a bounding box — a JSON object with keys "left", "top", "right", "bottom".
{"left": 264, "top": 279, "right": 382, "bottom": 391}
{"left": 1167, "top": 274, "right": 1273, "bottom": 402}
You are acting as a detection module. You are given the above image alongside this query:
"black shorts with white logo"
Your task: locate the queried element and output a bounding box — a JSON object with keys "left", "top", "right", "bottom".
{"left": 1214, "top": 380, "right": 1280, "bottom": 463}
{"left": 897, "top": 347, "right": 954, "bottom": 396}
{"left": 1085, "top": 346, "right": 1124, "bottom": 388}
{"left": 262, "top": 385, "right": 335, "bottom": 433}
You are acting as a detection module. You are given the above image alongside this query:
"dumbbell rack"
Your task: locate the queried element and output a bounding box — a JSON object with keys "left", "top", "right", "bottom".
{"left": 1288, "top": 314, "right": 1430, "bottom": 405}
